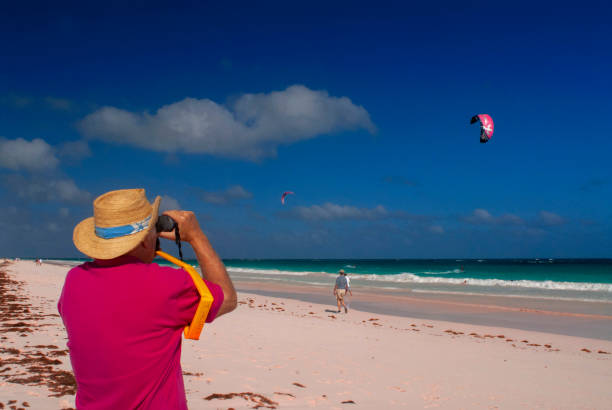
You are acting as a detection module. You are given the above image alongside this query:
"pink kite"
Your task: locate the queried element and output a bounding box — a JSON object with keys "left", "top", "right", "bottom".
{"left": 470, "top": 114, "right": 494, "bottom": 143}
{"left": 281, "top": 191, "right": 294, "bottom": 204}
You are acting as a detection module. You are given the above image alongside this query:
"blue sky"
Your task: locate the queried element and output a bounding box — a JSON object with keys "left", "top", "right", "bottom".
{"left": 1, "top": 1, "right": 611, "bottom": 258}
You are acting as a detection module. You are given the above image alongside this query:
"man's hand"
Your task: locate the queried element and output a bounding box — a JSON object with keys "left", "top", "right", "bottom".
{"left": 159, "top": 210, "right": 205, "bottom": 244}
{"left": 158, "top": 209, "right": 237, "bottom": 318}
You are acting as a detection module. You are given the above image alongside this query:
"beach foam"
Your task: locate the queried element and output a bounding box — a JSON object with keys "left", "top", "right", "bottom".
{"left": 359, "top": 272, "right": 612, "bottom": 292}
{"left": 227, "top": 266, "right": 612, "bottom": 294}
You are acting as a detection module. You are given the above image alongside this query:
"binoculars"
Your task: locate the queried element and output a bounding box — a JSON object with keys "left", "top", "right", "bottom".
{"left": 155, "top": 215, "right": 183, "bottom": 260}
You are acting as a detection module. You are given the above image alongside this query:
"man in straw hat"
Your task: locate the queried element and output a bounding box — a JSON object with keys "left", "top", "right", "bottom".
{"left": 58, "top": 189, "right": 237, "bottom": 409}
{"left": 333, "top": 269, "right": 350, "bottom": 313}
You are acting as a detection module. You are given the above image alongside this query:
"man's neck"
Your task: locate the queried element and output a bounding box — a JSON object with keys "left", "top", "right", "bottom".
{"left": 93, "top": 254, "right": 142, "bottom": 267}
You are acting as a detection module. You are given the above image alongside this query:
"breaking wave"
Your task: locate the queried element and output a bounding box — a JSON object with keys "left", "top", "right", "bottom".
{"left": 357, "top": 273, "right": 612, "bottom": 292}
{"left": 226, "top": 266, "right": 612, "bottom": 293}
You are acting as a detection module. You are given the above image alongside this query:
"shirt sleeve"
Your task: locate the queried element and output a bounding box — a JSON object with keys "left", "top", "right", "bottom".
{"left": 203, "top": 280, "right": 224, "bottom": 323}
{"left": 57, "top": 268, "right": 73, "bottom": 319}
{"left": 168, "top": 268, "right": 225, "bottom": 326}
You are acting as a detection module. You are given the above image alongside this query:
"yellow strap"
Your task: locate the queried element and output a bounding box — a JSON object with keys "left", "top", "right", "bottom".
{"left": 155, "top": 250, "right": 214, "bottom": 340}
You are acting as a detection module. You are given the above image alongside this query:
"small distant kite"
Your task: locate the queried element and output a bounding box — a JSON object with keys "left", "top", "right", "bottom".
{"left": 470, "top": 114, "right": 494, "bottom": 143}
{"left": 281, "top": 191, "right": 294, "bottom": 205}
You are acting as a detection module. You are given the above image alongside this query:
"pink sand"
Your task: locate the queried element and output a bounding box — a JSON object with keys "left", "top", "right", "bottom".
{"left": 1, "top": 260, "right": 611, "bottom": 409}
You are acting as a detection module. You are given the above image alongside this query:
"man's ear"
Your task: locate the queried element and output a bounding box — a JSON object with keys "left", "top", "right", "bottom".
{"left": 141, "top": 230, "right": 157, "bottom": 250}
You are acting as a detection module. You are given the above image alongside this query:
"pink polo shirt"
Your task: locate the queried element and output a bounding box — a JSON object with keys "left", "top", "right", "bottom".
{"left": 58, "top": 256, "right": 224, "bottom": 409}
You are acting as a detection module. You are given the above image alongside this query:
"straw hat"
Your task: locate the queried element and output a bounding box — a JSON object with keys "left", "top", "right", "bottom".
{"left": 73, "top": 189, "right": 161, "bottom": 260}
{"left": 339, "top": 269, "right": 345, "bottom": 274}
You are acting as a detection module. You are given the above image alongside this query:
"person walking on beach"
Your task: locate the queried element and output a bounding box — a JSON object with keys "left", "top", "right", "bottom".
{"left": 333, "top": 269, "right": 350, "bottom": 313}
{"left": 58, "top": 189, "right": 237, "bottom": 409}
{"left": 345, "top": 272, "right": 353, "bottom": 308}
{"left": 345, "top": 273, "right": 353, "bottom": 296}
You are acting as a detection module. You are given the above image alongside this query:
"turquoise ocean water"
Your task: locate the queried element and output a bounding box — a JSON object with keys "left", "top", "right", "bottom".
{"left": 46, "top": 258, "right": 612, "bottom": 303}
{"left": 223, "top": 259, "right": 612, "bottom": 303}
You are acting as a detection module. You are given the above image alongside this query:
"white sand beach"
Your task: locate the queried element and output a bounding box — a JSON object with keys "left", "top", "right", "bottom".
{"left": 1, "top": 260, "right": 611, "bottom": 409}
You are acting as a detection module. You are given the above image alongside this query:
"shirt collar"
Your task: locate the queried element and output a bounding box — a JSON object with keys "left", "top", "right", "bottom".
{"left": 92, "top": 255, "right": 142, "bottom": 267}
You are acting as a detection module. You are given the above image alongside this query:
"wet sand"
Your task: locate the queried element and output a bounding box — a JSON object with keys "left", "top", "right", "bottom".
{"left": 235, "top": 280, "right": 612, "bottom": 341}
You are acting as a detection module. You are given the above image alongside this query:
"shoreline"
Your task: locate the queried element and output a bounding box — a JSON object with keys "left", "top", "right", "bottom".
{"left": 235, "top": 280, "right": 612, "bottom": 341}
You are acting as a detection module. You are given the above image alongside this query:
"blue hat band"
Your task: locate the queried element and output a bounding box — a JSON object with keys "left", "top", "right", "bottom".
{"left": 95, "top": 215, "right": 151, "bottom": 239}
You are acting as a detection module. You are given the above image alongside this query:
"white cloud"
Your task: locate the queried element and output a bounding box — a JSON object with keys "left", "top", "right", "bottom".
{"left": 467, "top": 208, "right": 493, "bottom": 223}
{"left": 202, "top": 185, "right": 253, "bottom": 205}
{"left": 45, "top": 97, "right": 72, "bottom": 111}
{"left": 1, "top": 174, "right": 91, "bottom": 204}
{"left": 58, "top": 140, "right": 91, "bottom": 161}
{"left": 53, "top": 180, "right": 91, "bottom": 203}
{"left": 160, "top": 195, "right": 181, "bottom": 212}
{"left": 0, "top": 94, "right": 32, "bottom": 108}
{"left": 538, "top": 211, "right": 565, "bottom": 226}
{"left": 463, "top": 208, "right": 524, "bottom": 226}
{"left": 1, "top": 94, "right": 74, "bottom": 110}
{"left": 498, "top": 213, "right": 524, "bottom": 225}
{"left": 429, "top": 225, "right": 444, "bottom": 234}
{"left": 0, "top": 137, "right": 59, "bottom": 171}
{"left": 78, "top": 85, "right": 376, "bottom": 160}
{"left": 463, "top": 209, "right": 565, "bottom": 228}
{"left": 289, "top": 203, "right": 389, "bottom": 221}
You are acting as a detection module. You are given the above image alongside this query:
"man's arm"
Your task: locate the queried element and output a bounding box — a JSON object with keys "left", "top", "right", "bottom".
{"left": 190, "top": 234, "right": 237, "bottom": 317}
{"left": 160, "top": 210, "right": 237, "bottom": 317}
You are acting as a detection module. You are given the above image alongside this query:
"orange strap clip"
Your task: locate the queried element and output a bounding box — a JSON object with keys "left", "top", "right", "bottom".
{"left": 156, "top": 250, "right": 214, "bottom": 340}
